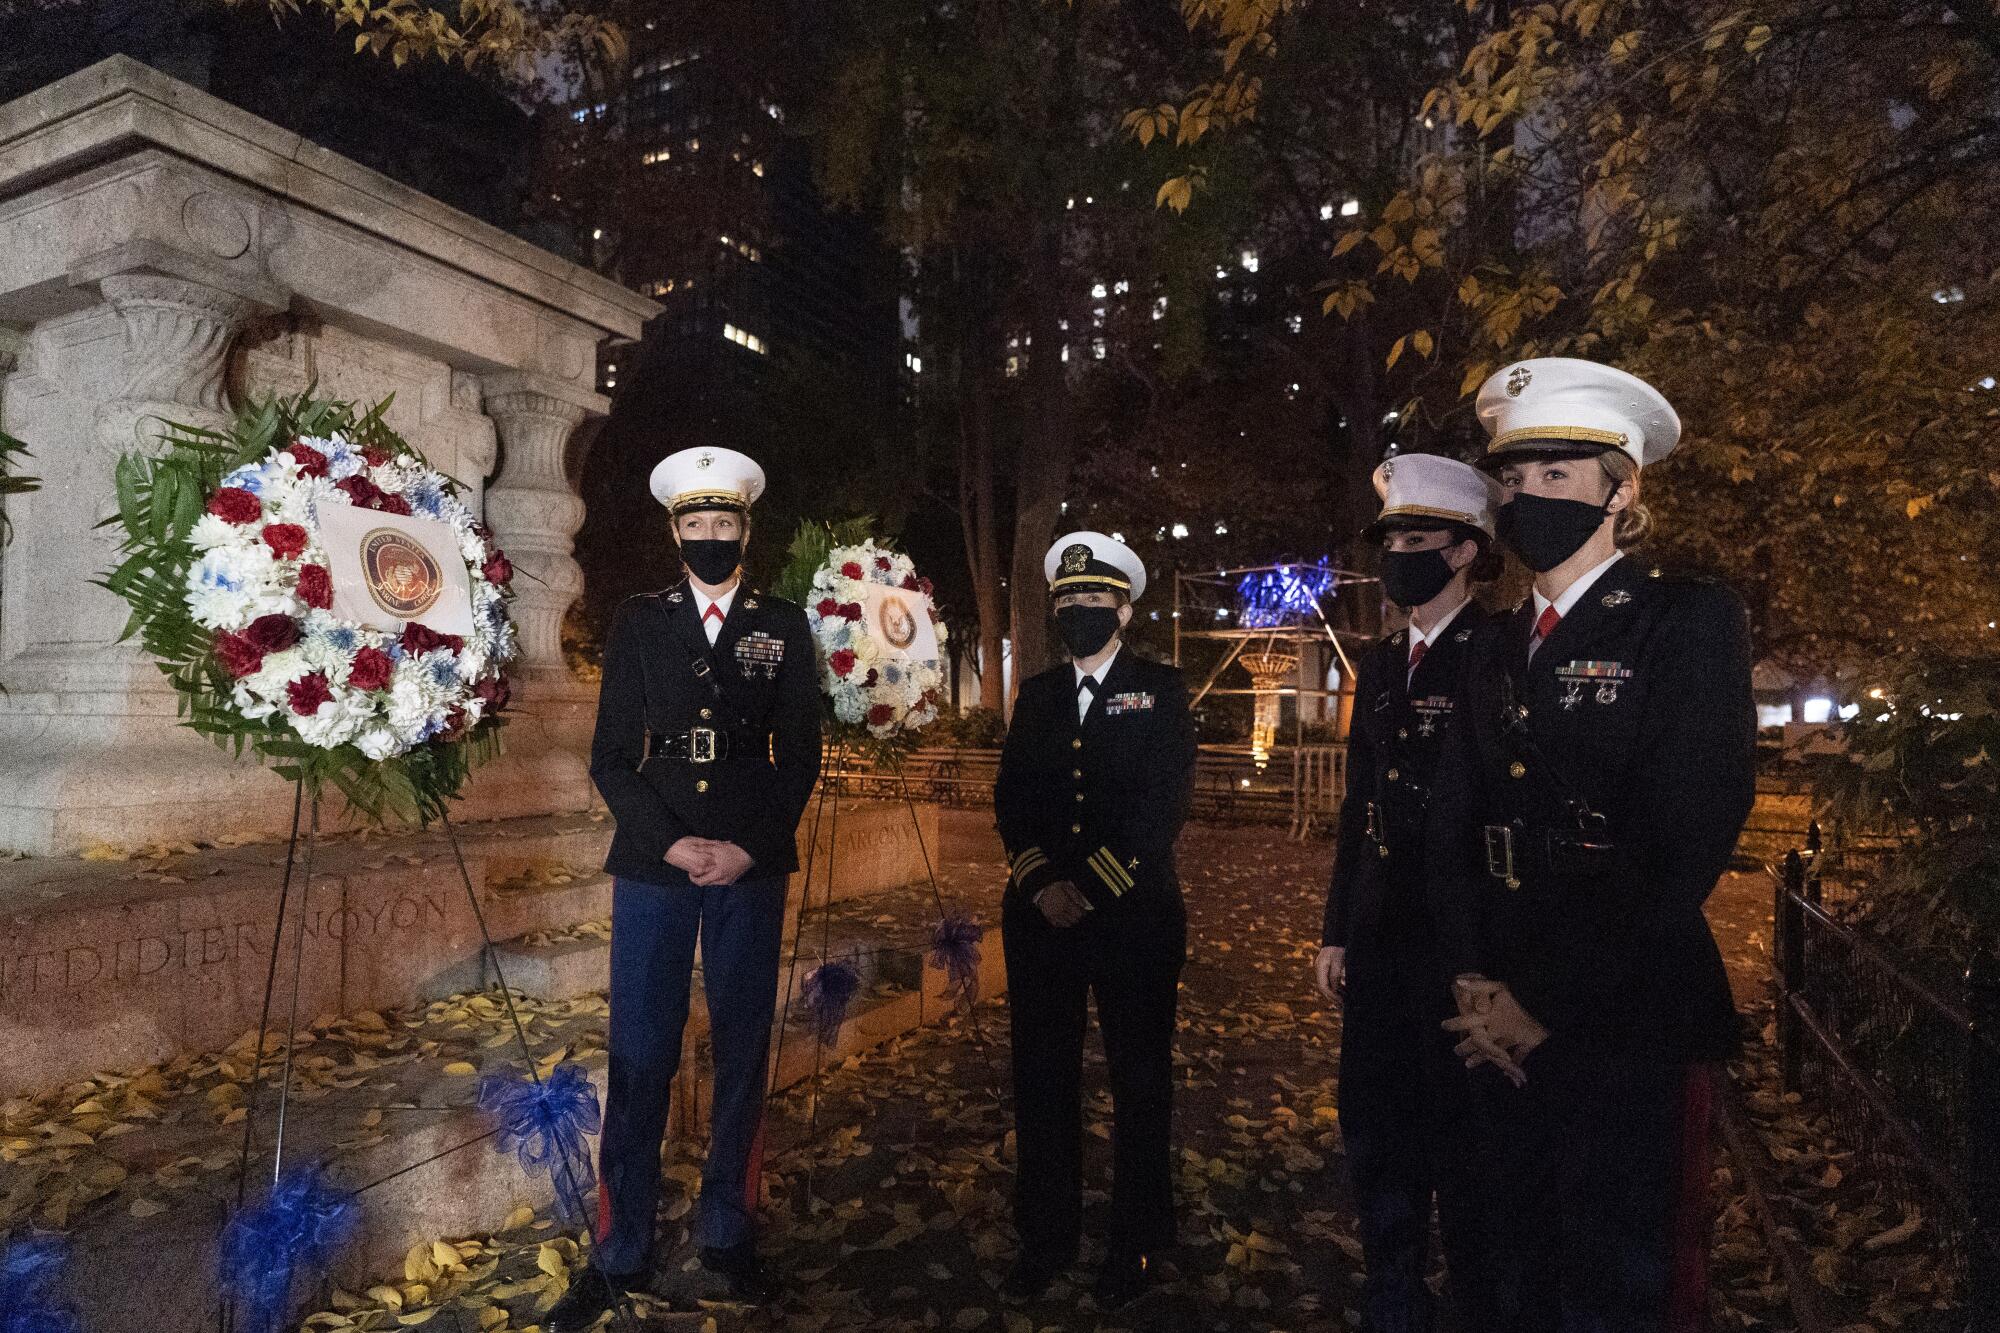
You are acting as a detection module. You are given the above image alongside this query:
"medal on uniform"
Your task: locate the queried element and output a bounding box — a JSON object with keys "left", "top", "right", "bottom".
{"left": 1557, "top": 659, "right": 1633, "bottom": 709}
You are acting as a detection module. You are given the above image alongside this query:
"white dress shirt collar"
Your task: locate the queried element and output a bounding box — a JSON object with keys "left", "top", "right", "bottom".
{"left": 1075, "top": 644, "right": 1120, "bottom": 720}
{"left": 1408, "top": 596, "right": 1469, "bottom": 652}
{"left": 1532, "top": 551, "right": 1626, "bottom": 623}
{"left": 691, "top": 582, "right": 739, "bottom": 642}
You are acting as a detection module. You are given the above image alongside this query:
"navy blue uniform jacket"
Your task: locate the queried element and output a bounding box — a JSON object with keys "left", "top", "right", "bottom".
{"left": 588, "top": 581, "right": 823, "bottom": 887}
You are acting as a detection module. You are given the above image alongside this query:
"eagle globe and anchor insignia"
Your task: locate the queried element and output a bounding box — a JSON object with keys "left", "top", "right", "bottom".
{"left": 360, "top": 527, "right": 446, "bottom": 620}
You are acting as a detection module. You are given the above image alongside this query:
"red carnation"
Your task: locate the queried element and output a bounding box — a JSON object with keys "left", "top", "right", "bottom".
{"left": 439, "top": 706, "right": 471, "bottom": 742}
{"left": 866, "top": 703, "right": 896, "bottom": 727}
{"left": 839, "top": 602, "right": 863, "bottom": 621}
{"left": 244, "top": 614, "right": 300, "bottom": 654}
{"left": 474, "top": 674, "right": 511, "bottom": 711}
{"left": 296, "top": 564, "right": 332, "bottom": 610}
{"left": 815, "top": 597, "right": 839, "bottom": 618}
{"left": 901, "top": 575, "right": 919, "bottom": 591}
{"left": 286, "top": 672, "right": 333, "bottom": 716}
{"left": 863, "top": 669, "right": 879, "bottom": 687}
{"left": 482, "top": 551, "right": 514, "bottom": 586}
{"left": 840, "top": 561, "right": 863, "bottom": 580}
{"left": 212, "top": 629, "right": 264, "bottom": 678}
{"left": 376, "top": 493, "right": 411, "bottom": 516}
{"left": 918, "top": 576, "right": 934, "bottom": 597}
{"left": 335, "top": 475, "right": 384, "bottom": 508}
{"left": 207, "top": 488, "right": 262, "bottom": 524}
{"left": 402, "top": 622, "right": 464, "bottom": 657}
{"left": 347, "top": 647, "right": 393, "bottom": 691}
{"left": 359, "top": 445, "right": 391, "bottom": 468}
{"left": 262, "top": 523, "right": 309, "bottom": 560}
{"left": 829, "top": 648, "right": 856, "bottom": 678}
{"left": 875, "top": 556, "right": 892, "bottom": 571}
{"left": 285, "top": 442, "right": 330, "bottom": 477}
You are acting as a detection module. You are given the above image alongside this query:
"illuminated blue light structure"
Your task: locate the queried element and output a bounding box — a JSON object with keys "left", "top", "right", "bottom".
{"left": 1233, "top": 559, "right": 1339, "bottom": 628}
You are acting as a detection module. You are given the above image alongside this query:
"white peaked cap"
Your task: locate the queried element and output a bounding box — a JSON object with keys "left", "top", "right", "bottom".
{"left": 648, "top": 447, "right": 767, "bottom": 514}
{"left": 1043, "top": 530, "right": 1148, "bottom": 603}
{"left": 1475, "top": 357, "right": 1681, "bottom": 468}
{"left": 1366, "top": 452, "right": 1501, "bottom": 540}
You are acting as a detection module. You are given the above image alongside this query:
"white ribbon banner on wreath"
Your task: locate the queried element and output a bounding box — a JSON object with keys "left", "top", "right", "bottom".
{"left": 857, "top": 581, "right": 940, "bottom": 668}
{"left": 318, "top": 505, "right": 476, "bottom": 636}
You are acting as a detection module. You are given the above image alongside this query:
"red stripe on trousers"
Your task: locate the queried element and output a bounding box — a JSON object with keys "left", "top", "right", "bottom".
{"left": 594, "top": 1138, "right": 614, "bottom": 1245}
{"left": 743, "top": 1110, "right": 766, "bottom": 1214}
{"left": 1666, "top": 1062, "right": 1718, "bottom": 1332}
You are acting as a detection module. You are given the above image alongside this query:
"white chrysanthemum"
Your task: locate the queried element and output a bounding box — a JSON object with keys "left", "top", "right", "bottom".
{"left": 189, "top": 513, "right": 254, "bottom": 552}
{"left": 231, "top": 681, "right": 280, "bottom": 722}
{"left": 294, "top": 692, "right": 372, "bottom": 749}
{"left": 244, "top": 647, "right": 311, "bottom": 699}
{"left": 386, "top": 672, "right": 432, "bottom": 736}
{"left": 356, "top": 727, "right": 403, "bottom": 761}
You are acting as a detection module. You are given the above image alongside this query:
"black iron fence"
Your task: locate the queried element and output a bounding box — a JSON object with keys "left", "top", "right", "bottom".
{"left": 1771, "top": 827, "right": 2000, "bottom": 1327}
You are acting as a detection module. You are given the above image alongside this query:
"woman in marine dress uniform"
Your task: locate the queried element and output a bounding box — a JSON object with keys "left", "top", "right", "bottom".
{"left": 553, "top": 447, "right": 822, "bottom": 1328}
{"left": 1429, "top": 359, "right": 1757, "bottom": 1333}
{"left": 1314, "top": 453, "right": 1503, "bottom": 1333}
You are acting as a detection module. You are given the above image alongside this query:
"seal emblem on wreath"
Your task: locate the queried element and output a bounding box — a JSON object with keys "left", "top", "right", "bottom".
{"left": 361, "top": 528, "right": 444, "bottom": 620}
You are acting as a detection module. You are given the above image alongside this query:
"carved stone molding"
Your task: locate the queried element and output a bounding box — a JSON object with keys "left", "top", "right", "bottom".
{"left": 481, "top": 372, "right": 607, "bottom": 683}
{"left": 93, "top": 275, "right": 257, "bottom": 450}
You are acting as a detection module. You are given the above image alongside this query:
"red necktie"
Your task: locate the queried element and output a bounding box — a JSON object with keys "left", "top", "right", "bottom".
{"left": 1528, "top": 605, "right": 1560, "bottom": 663}
{"left": 703, "top": 603, "right": 725, "bottom": 625}
{"left": 1407, "top": 640, "right": 1427, "bottom": 679}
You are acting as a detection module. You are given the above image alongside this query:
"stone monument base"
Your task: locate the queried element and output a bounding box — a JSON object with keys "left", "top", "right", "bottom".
{"left": 0, "top": 796, "right": 942, "bottom": 1096}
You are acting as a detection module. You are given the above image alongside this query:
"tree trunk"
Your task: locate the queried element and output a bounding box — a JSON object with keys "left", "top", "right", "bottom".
{"left": 1008, "top": 208, "right": 1075, "bottom": 697}
{"left": 955, "top": 325, "right": 1007, "bottom": 715}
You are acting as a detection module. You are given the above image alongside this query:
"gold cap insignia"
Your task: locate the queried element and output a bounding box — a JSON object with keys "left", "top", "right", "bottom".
{"left": 1060, "top": 543, "right": 1092, "bottom": 575}
{"left": 695, "top": 453, "right": 713, "bottom": 469}
{"left": 1506, "top": 366, "right": 1533, "bottom": 397}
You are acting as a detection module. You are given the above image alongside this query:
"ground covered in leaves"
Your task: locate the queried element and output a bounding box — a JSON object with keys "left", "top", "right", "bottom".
{"left": 293, "top": 819, "right": 1918, "bottom": 1333}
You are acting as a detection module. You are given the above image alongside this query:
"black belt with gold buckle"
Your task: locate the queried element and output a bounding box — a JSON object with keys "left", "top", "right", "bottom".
{"left": 644, "top": 726, "right": 758, "bottom": 763}
{"left": 1484, "top": 823, "right": 1615, "bottom": 889}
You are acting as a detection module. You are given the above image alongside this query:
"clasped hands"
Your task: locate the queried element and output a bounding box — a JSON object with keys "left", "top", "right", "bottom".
{"left": 1442, "top": 975, "right": 1548, "bottom": 1088}
{"left": 666, "top": 836, "right": 755, "bottom": 886}
{"left": 1033, "top": 880, "right": 1091, "bottom": 928}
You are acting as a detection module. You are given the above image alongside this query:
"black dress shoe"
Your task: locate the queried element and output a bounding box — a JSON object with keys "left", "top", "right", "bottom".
{"left": 545, "top": 1265, "right": 639, "bottom": 1333}
{"left": 1001, "top": 1250, "right": 1070, "bottom": 1304}
{"left": 1092, "top": 1250, "right": 1154, "bottom": 1310}
{"left": 700, "top": 1241, "right": 778, "bottom": 1304}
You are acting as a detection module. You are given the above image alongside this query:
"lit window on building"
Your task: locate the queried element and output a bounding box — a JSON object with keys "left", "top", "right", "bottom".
{"left": 1091, "top": 339, "right": 1106, "bottom": 360}
{"left": 1214, "top": 521, "right": 1229, "bottom": 535}
{"left": 1113, "top": 279, "right": 1130, "bottom": 295}
{"left": 1171, "top": 522, "right": 1190, "bottom": 539}
{"left": 722, "top": 323, "right": 768, "bottom": 355}
{"left": 1241, "top": 249, "right": 1259, "bottom": 272}
{"left": 751, "top": 161, "right": 764, "bottom": 177}
{"left": 1005, "top": 355, "right": 1021, "bottom": 377}
{"left": 1214, "top": 265, "right": 1230, "bottom": 282}
{"left": 644, "top": 279, "right": 676, "bottom": 297}
{"left": 688, "top": 138, "right": 700, "bottom": 151}
{"left": 642, "top": 148, "right": 671, "bottom": 165}
{"left": 1319, "top": 203, "right": 1334, "bottom": 220}
{"left": 1152, "top": 296, "right": 1168, "bottom": 320}
{"left": 904, "top": 352, "right": 923, "bottom": 374}
{"left": 1091, "top": 281, "right": 1107, "bottom": 299}
{"left": 1287, "top": 313, "right": 1303, "bottom": 333}
{"left": 1341, "top": 198, "right": 1361, "bottom": 217}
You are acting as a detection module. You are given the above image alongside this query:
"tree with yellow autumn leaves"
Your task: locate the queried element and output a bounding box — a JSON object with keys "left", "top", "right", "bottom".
{"left": 1145, "top": 0, "right": 2000, "bottom": 677}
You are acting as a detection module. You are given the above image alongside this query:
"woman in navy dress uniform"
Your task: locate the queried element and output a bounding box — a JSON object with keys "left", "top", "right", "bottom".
{"left": 994, "top": 532, "right": 1198, "bottom": 1311}
{"left": 555, "top": 447, "right": 823, "bottom": 1328}
{"left": 1430, "top": 359, "right": 1756, "bottom": 1332}
{"left": 1314, "top": 453, "right": 1502, "bottom": 1333}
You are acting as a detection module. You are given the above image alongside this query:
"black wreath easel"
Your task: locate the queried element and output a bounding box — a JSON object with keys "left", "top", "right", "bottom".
{"left": 220, "top": 781, "right": 640, "bottom": 1333}
{"left": 765, "top": 736, "right": 984, "bottom": 1207}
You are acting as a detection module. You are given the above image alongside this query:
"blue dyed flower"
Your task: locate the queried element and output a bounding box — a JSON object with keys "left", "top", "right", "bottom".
{"left": 428, "top": 659, "right": 460, "bottom": 690}
{"left": 193, "top": 557, "right": 242, "bottom": 592}
{"left": 326, "top": 627, "right": 358, "bottom": 653}
{"left": 407, "top": 478, "right": 446, "bottom": 516}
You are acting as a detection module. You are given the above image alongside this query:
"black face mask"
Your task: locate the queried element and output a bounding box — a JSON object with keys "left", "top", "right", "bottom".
{"left": 680, "top": 537, "right": 743, "bottom": 586}
{"left": 1054, "top": 604, "right": 1122, "bottom": 659}
{"left": 1379, "top": 548, "right": 1460, "bottom": 609}
{"left": 1495, "top": 491, "right": 1615, "bottom": 573}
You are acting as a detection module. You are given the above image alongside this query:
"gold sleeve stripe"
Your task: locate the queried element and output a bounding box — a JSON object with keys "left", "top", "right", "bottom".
{"left": 1096, "top": 846, "right": 1135, "bottom": 889}
{"left": 1011, "top": 848, "right": 1048, "bottom": 876}
{"left": 1088, "top": 849, "right": 1131, "bottom": 897}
